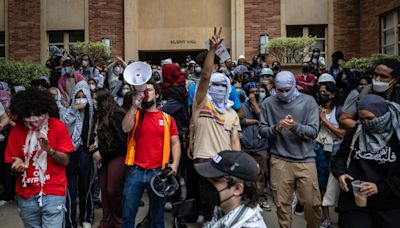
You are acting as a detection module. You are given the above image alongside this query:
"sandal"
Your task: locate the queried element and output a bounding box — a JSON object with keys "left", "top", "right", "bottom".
{"left": 260, "top": 201, "right": 272, "bottom": 211}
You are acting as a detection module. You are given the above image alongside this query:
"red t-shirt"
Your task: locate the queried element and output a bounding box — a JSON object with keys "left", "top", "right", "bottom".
{"left": 4, "top": 118, "right": 74, "bottom": 199}
{"left": 134, "top": 110, "right": 178, "bottom": 169}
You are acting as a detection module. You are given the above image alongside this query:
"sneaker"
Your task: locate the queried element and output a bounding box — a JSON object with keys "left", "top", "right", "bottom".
{"left": 82, "top": 222, "right": 91, "bottom": 228}
{"left": 0, "top": 200, "right": 11, "bottom": 207}
{"left": 320, "top": 218, "right": 331, "bottom": 228}
{"left": 294, "top": 203, "right": 304, "bottom": 215}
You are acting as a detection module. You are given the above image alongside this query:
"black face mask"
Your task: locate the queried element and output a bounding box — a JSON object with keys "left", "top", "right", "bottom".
{"left": 199, "top": 179, "right": 233, "bottom": 208}
{"left": 273, "top": 66, "right": 280, "bottom": 71}
{"left": 318, "top": 94, "right": 331, "bottom": 105}
{"left": 141, "top": 100, "right": 155, "bottom": 109}
{"left": 302, "top": 66, "right": 310, "bottom": 73}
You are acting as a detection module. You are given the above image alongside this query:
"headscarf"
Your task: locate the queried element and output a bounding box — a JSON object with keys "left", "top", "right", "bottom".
{"left": 207, "top": 73, "right": 233, "bottom": 113}
{"left": 356, "top": 94, "right": 400, "bottom": 153}
{"left": 274, "top": 71, "right": 299, "bottom": 103}
{"left": 49, "top": 46, "right": 62, "bottom": 59}
{"left": 22, "top": 114, "right": 49, "bottom": 207}
{"left": 69, "top": 81, "right": 94, "bottom": 149}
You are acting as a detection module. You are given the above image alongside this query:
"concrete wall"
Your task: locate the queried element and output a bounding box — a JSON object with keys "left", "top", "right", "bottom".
{"left": 283, "top": 0, "right": 328, "bottom": 25}
{"left": 0, "top": 0, "right": 4, "bottom": 31}
{"left": 47, "top": 0, "right": 85, "bottom": 30}
{"left": 136, "top": 0, "right": 231, "bottom": 51}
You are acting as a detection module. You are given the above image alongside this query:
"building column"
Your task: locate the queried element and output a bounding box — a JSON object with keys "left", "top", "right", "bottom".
{"left": 4, "top": 0, "right": 7, "bottom": 60}
{"left": 124, "top": 0, "right": 139, "bottom": 60}
{"left": 327, "top": 0, "right": 334, "bottom": 65}
{"left": 40, "top": 0, "right": 47, "bottom": 64}
{"left": 84, "top": 0, "right": 89, "bottom": 42}
{"left": 231, "top": 0, "right": 244, "bottom": 60}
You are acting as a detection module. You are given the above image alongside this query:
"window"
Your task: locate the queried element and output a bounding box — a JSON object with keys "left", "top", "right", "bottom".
{"left": 286, "top": 25, "right": 327, "bottom": 63}
{"left": 0, "top": 32, "right": 5, "bottom": 59}
{"left": 48, "top": 30, "right": 84, "bottom": 50}
{"left": 381, "top": 9, "right": 399, "bottom": 55}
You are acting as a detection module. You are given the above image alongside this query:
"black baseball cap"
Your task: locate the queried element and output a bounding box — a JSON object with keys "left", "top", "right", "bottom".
{"left": 194, "top": 150, "right": 260, "bottom": 182}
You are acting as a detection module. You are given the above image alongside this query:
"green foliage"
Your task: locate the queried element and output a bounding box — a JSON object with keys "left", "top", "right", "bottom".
{"left": 70, "top": 42, "right": 111, "bottom": 64}
{"left": 345, "top": 54, "right": 400, "bottom": 73}
{"left": 0, "top": 60, "right": 50, "bottom": 87}
{"left": 267, "top": 36, "right": 316, "bottom": 63}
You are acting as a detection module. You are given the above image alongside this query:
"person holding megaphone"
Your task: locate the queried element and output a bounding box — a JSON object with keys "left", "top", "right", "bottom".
{"left": 121, "top": 62, "right": 181, "bottom": 228}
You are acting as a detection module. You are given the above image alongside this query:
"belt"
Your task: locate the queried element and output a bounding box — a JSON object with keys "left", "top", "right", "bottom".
{"left": 193, "top": 158, "right": 211, "bottom": 164}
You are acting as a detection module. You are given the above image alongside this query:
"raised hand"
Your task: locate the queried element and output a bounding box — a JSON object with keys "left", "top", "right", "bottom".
{"left": 209, "top": 27, "right": 224, "bottom": 50}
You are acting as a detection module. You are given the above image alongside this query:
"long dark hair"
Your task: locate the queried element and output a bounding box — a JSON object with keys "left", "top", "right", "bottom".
{"left": 318, "top": 82, "right": 341, "bottom": 109}
{"left": 94, "top": 89, "right": 124, "bottom": 147}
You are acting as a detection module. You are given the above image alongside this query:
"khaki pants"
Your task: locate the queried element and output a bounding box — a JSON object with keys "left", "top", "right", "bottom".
{"left": 270, "top": 157, "right": 322, "bottom": 228}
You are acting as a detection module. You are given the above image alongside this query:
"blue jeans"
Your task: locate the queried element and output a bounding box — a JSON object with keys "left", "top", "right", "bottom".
{"left": 122, "top": 166, "right": 165, "bottom": 228}
{"left": 18, "top": 194, "right": 66, "bottom": 228}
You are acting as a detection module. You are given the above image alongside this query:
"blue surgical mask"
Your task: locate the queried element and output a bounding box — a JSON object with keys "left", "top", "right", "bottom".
{"left": 259, "top": 92, "right": 266, "bottom": 100}
{"left": 64, "top": 66, "right": 72, "bottom": 74}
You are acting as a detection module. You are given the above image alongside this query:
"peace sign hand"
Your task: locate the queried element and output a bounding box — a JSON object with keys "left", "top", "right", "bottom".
{"left": 209, "top": 27, "right": 224, "bottom": 50}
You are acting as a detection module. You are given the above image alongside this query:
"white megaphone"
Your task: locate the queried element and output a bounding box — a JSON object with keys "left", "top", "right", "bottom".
{"left": 123, "top": 61, "right": 152, "bottom": 94}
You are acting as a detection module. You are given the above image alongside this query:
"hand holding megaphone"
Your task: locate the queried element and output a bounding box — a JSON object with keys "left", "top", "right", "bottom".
{"left": 131, "top": 91, "right": 144, "bottom": 108}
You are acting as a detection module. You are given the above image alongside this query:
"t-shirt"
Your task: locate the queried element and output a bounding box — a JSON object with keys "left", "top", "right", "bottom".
{"left": 4, "top": 118, "right": 74, "bottom": 199}
{"left": 134, "top": 110, "right": 179, "bottom": 169}
{"left": 193, "top": 97, "right": 241, "bottom": 159}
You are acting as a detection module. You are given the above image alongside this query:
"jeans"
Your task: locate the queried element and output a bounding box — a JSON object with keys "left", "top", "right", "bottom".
{"left": 18, "top": 195, "right": 66, "bottom": 228}
{"left": 65, "top": 147, "right": 94, "bottom": 228}
{"left": 122, "top": 165, "right": 165, "bottom": 228}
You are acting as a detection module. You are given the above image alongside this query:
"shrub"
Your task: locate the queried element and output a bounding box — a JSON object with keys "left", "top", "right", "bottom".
{"left": 267, "top": 36, "right": 316, "bottom": 64}
{"left": 0, "top": 60, "right": 50, "bottom": 87}
{"left": 345, "top": 54, "right": 400, "bottom": 73}
{"left": 70, "top": 42, "right": 111, "bottom": 65}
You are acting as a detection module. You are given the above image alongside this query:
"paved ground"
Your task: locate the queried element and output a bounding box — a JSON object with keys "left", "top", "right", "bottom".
{"left": 0, "top": 192, "right": 339, "bottom": 228}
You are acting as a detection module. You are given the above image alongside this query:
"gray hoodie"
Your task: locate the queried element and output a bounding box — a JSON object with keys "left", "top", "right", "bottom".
{"left": 259, "top": 93, "right": 319, "bottom": 162}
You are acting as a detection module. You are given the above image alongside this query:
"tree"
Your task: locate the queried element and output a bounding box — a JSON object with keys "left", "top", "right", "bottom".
{"left": 267, "top": 37, "right": 315, "bottom": 64}
{"left": 70, "top": 42, "right": 111, "bottom": 65}
{"left": 0, "top": 60, "right": 50, "bottom": 87}
{"left": 345, "top": 54, "right": 400, "bottom": 73}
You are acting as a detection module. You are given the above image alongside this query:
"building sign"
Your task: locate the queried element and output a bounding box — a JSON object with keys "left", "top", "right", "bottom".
{"left": 170, "top": 40, "right": 197, "bottom": 45}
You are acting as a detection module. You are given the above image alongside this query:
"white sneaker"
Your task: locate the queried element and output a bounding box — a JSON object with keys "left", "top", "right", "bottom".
{"left": 320, "top": 218, "right": 331, "bottom": 228}
{"left": 82, "top": 222, "right": 91, "bottom": 228}
{"left": 0, "top": 200, "right": 11, "bottom": 206}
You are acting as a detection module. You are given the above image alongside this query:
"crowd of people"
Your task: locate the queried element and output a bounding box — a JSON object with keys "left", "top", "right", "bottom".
{"left": 0, "top": 28, "right": 399, "bottom": 228}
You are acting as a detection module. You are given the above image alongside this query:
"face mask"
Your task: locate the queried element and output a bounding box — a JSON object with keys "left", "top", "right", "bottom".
{"left": 75, "top": 98, "right": 88, "bottom": 106}
{"left": 276, "top": 87, "right": 298, "bottom": 103}
{"left": 209, "top": 85, "right": 227, "bottom": 113}
{"left": 313, "top": 53, "right": 319, "bottom": 57}
{"left": 302, "top": 66, "right": 310, "bottom": 73}
{"left": 113, "top": 66, "right": 121, "bottom": 76}
{"left": 358, "top": 85, "right": 365, "bottom": 90}
{"left": 89, "top": 84, "right": 96, "bottom": 91}
{"left": 82, "top": 60, "right": 89, "bottom": 67}
{"left": 23, "top": 114, "right": 49, "bottom": 130}
{"left": 372, "top": 79, "right": 391, "bottom": 93}
{"left": 235, "top": 88, "right": 243, "bottom": 94}
{"left": 199, "top": 180, "right": 233, "bottom": 207}
{"left": 122, "top": 89, "right": 130, "bottom": 96}
{"left": 360, "top": 112, "right": 390, "bottom": 133}
{"left": 142, "top": 100, "right": 155, "bottom": 109}
{"left": 195, "top": 67, "right": 202, "bottom": 74}
{"left": 64, "top": 66, "right": 72, "bottom": 74}
{"left": 273, "top": 66, "right": 280, "bottom": 71}
{"left": 318, "top": 94, "right": 331, "bottom": 105}
{"left": 259, "top": 92, "right": 266, "bottom": 100}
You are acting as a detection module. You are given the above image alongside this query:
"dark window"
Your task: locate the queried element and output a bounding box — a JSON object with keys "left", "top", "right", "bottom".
{"left": 69, "top": 30, "right": 84, "bottom": 43}
{"left": 309, "top": 26, "right": 325, "bottom": 38}
{"left": 286, "top": 26, "right": 303, "bottom": 37}
{"left": 48, "top": 31, "right": 64, "bottom": 44}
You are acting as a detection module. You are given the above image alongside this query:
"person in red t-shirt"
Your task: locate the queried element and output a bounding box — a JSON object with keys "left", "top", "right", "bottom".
{"left": 121, "top": 79, "right": 181, "bottom": 228}
{"left": 4, "top": 88, "right": 74, "bottom": 228}
{"left": 296, "top": 62, "right": 316, "bottom": 94}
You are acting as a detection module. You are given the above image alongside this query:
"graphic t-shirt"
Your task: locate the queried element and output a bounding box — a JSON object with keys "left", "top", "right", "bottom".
{"left": 4, "top": 118, "right": 74, "bottom": 199}
{"left": 193, "top": 96, "right": 241, "bottom": 159}
{"left": 134, "top": 110, "right": 179, "bottom": 169}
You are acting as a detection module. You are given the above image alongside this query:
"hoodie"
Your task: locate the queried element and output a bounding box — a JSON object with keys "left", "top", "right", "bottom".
{"left": 62, "top": 81, "right": 94, "bottom": 150}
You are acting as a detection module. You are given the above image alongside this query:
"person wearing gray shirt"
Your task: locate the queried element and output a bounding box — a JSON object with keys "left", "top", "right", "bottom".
{"left": 259, "top": 71, "right": 322, "bottom": 228}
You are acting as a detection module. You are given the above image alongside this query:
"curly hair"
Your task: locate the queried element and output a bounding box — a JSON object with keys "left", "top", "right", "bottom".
{"left": 10, "top": 87, "right": 56, "bottom": 118}
{"left": 94, "top": 89, "right": 124, "bottom": 148}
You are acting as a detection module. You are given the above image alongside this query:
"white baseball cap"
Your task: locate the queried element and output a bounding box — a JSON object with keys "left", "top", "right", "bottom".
{"left": 317, "top": 73, "right": 336, "bottom": 84}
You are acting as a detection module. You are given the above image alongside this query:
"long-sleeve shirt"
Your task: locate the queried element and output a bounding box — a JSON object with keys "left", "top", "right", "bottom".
{"left": 331, "top": 127, "right": 400, "bottom": 210}
{"left": 259, "top": 93, "right": 319, "bottom": 162}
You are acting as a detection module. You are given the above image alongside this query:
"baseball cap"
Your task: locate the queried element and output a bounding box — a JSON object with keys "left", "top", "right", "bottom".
{"left": 318, "top": 73, "right": 336, "bottom": 85}
{"left": 194, "top": 150, "right": 260, "bottom": 182}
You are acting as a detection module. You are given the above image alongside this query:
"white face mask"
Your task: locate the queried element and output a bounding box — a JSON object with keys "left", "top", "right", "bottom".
{"left": 89, "top": 84, "right": 96, "bottom": 91}
{"left": 195, "top": 67, "right": 202, "bottom": 74}
{"left": 82, "top": 60, "right": 89, "bottom": 67}
{"left": 114, "top": 66, "right": 121, "bottom": 75}
{"left": 122, "top": 89, "right": 130, "bottom": 96}
{"left": 75, "top": 98, "right": 88, "bottom": 106}
{"left": 372, "top": 79, "right": 391, "bottom": 93}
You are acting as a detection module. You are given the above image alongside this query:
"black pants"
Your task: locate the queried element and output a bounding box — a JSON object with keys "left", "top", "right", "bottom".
{"left": 339, "top": 207, "right": 400, "bottom": 228}
{"left": 0, "top": 138, "right": 15, "bottom": 201}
